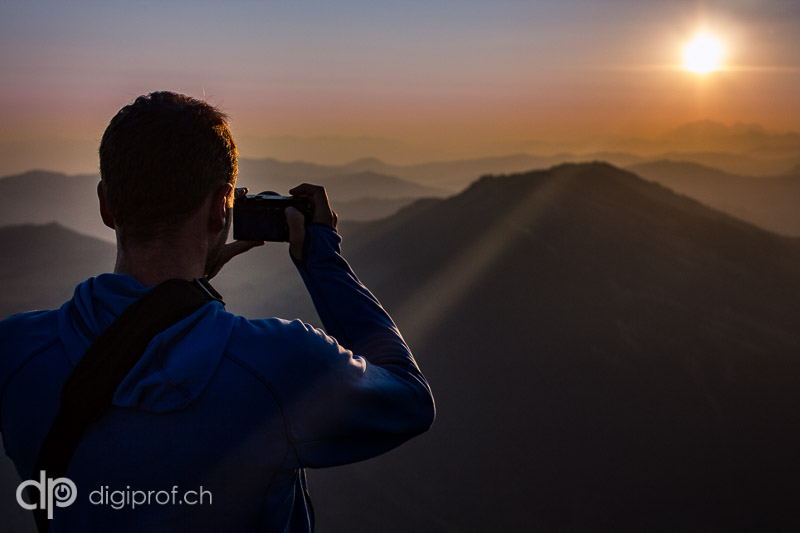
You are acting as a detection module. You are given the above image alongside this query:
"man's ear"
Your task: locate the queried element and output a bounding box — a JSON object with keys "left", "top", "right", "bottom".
{"left": 209, "top": 183, "right": 233, "bottom": 233}
{"left": 97, "top": 182, "right": 116, "bottom": 230}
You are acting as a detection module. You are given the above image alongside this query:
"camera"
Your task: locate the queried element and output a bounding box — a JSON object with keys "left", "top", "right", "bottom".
{"left": 233, "top": 191, "right": 313, "bottom": 242}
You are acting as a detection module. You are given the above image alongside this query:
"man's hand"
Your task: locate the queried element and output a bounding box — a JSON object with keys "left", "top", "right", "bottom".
{"left": 207, "top": 187, "right": 265, "bottom": 279}
{"left": 286, "top": 183, "right": 338, "bottom": 262}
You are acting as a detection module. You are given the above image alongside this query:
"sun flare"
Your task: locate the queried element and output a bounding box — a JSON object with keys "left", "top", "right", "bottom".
{"left": 683, "top": 33, "right": 724, "bottom": 74}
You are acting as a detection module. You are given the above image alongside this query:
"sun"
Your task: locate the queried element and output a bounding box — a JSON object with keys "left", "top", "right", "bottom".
{"left": 683, "top": 33, "right": 724, "bottom": 74}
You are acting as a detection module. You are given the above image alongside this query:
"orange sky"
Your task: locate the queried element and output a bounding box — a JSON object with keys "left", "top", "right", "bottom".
{"left": 1, "top": 1, "right": 798, "bottom": 171}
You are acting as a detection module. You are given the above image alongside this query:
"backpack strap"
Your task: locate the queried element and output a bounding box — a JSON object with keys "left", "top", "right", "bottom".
{"left": 31, "top": 278, "right": 222, "bottom": 531}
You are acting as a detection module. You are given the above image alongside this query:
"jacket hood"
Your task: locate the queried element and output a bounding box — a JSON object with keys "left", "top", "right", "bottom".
{"left": 58, "top": 274, "right": 235, "bottom": 413}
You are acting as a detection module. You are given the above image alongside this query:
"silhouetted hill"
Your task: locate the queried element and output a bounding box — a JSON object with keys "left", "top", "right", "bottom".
{"left": 652, "top": 151, "right": 798, "bottom": 176}
{"left": 306, "top": 162, "right": 800, "bottom": 531}
{"left": 318, "top": 171, "right": 446, "bottom": 199}
{"left": 2, "top": 163, "right": 800, "bottom": 531}
{"left": 0, "top": 223, "right": 116, "bottom": 318}
{"left": 333, "top": 196, "right": 419, "bottom": 221}
{"left": 629, "top": 160, "right": 800, "bottom": 236}
{"left": 0, "top": 170, "right": 113, "bottom": 242}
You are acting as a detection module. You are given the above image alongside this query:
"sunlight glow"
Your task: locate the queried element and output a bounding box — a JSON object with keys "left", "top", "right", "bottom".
{"left": 683, "top": 33, "right": 724, "bottom": 74}
{"left": 396, "top": 172, "right": 572, "bottom": 347}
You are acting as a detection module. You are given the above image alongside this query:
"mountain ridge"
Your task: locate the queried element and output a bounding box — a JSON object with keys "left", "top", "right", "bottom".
{"left": 313, "top": 161, "right": 800, "bottom": 531}
{"left": 629, "top": 159, "right": 800, "bottom": 236}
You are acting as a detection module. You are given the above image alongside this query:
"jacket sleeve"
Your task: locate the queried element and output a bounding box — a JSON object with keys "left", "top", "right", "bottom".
{"left": 283, "top": 224, "right": 435, "bottom": 468}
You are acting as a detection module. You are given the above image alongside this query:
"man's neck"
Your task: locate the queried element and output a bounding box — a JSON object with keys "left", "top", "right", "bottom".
{"left": 113, "top": 231, "right": 209, "bottom": 287}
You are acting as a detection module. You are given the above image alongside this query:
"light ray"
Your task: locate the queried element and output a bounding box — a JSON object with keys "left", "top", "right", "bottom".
{"left": 396, "top": 169, "right": 576, "bottom": 347}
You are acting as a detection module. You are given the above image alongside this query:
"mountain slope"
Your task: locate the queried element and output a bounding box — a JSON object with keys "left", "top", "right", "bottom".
{"left": 308, "top": 162, "right": 800, "bottom": 531}
{"left": 629, "top": 160, "right": 800, "bottom": 236}
{"left": 0, "top": 223, "right": 116, "bottom": 318}
{"left": 331, "top": 196, "right": 419, "bottom": 221}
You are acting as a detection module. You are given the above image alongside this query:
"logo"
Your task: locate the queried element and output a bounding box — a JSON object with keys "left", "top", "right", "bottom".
{"left": 16, "top": 471, "right": 77, "bottom": 520}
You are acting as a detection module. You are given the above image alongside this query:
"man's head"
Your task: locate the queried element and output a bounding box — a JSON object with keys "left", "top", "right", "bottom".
{"left": 99, "top": 91, "right": 238, "bottom": 243}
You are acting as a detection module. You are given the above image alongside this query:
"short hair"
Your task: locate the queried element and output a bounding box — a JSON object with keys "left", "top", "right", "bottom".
{"left": 99, "top": 91, "right": 238, "bottom": 241}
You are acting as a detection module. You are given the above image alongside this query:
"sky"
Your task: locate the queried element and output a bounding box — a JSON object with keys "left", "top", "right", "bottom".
{"left": 1, "top": 0, "right": 799, "bottom": 170}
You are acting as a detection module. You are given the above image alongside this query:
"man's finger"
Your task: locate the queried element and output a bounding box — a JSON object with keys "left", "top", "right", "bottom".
{"left": 234, "top": 187, "right": 249, "bottom": 199}
{"left": 288, "top": 183, "right": 336, "bottom": 229}
{"left": 286, "top": 207, "right": 306, "bottom": 261}
{"left": 207, "top": 239, "right": 265, "bottom": 279}
{"left": 221, "top": 239, "right": 264, "bottom": 262}
{"left": 288, "top": 183, "right": 319, "bottom": 197}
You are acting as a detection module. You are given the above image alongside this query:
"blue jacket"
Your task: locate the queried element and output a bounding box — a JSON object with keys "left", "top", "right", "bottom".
{"left": 0, "top": 225, "right": 435, "bottom": 532}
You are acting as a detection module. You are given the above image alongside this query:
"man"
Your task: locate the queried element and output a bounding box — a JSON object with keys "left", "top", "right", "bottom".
{"left": 0, "top": 91, "right": 435, "bottom": 531}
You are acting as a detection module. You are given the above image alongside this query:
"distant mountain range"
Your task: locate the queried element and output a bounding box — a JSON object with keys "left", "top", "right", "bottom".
{"left": 6, "top": 152, "right": 800, "bottom": 245}
{"left": 0, "top": 168, "right": 448, "bottom": 241}
{"left": 239, "top": 149, "right": 800, "bottom": 193}
{"left": 3, "top": 120, "right": 798, "bottom": 178}
{"left": 2, "top": 162, "right": 800, "bottom": 530}
{"left": 236, "top": 159, "right": 449, "bottom": 199}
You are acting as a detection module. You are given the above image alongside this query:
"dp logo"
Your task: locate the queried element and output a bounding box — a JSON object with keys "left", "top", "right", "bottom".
{"left": 16, "top": 471, "right": 77, "bottom": 520}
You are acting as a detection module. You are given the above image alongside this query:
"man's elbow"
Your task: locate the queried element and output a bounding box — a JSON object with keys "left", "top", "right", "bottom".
{"left": 422, "top": 393, "right": 436, "bottom": 432}
{"left": 409, "top": 386, "right": 436, "bottom": 436}
{"left": 380, "top": 364, "right": 435, "bottom": 436}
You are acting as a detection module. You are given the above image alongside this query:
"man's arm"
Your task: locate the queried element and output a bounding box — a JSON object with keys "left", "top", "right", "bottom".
{"left": 281, "top": 184, "right": 435, "bottom": 467}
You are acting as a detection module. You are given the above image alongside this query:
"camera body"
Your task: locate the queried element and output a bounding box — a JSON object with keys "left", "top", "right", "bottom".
{"left": 233, "top": 191, "right": 313, "bottom": 242}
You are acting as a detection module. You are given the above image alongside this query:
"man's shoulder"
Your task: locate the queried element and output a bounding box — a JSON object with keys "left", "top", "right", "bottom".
{"left": 0, "top": 308, "right": 61, "bottom": 389}
{"left": 227, "top": 315, "right": 339, "bottom": 356}
{"left": 225, "top": 315, "right": 345, "bottom": 376}
{"left": 0, "top": 308, "right": 60, "bottom": 346}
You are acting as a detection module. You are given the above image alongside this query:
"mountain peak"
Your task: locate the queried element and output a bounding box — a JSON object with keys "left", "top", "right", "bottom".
{"left": 466, "top": 161, "right": 633, "bottom": 192}
{"left": 1, "top": 169, "right": 69, "bottom": 182}
{"left": 345, "top": 157, "right": 386, "bottom": 166}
